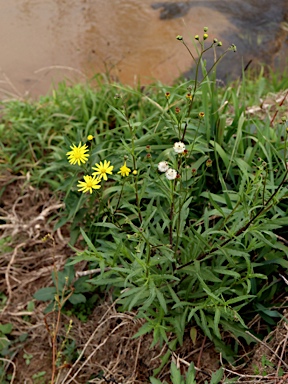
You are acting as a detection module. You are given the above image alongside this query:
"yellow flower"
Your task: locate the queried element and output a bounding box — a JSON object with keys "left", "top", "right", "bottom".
{"left": 92, "top": 160, "right": 114, "bottom": 181}
{"left": 77, "top": 175, "right": 101, "bottom": 194}
{"left": 66, "top": 142, "right": 89, "bottom": 166}
{"left": 118, "top": 161, "right": 131, "bottom": 177}
{"left": 87, "top": 135, "right": 94, "bottom": 141}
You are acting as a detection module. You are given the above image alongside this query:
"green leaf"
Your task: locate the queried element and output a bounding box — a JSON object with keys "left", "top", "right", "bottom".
{"left": 133, "top": 322, "right": 153, "bottom": 339}
{"left": 190, "top": 327, "right": 197, "bottom": 345}
{"left": 170, "top": 362, "right": 183, "bottom": 384}
{"left": 155, "top": 288, "right": 167, "bottom": 314}
{"left": 210, "top": 367, "right": 224, "bottom": 384}
{"left": 213, "top": 308, "right": 221, "bottom": 339}
{"left": 68, "top": 293, "right": 86, "bottom": 305}
{"left": 186, "top": 362, "right": 197, "bottom": 384}
{"left": 226, "top": 295, "right": 255, "bottom": 305}
{"left": 80, "top": 228, "right": 98, "bottom": 253}
{"left": 212, "top": 269, "right": 241, "bottom": 279}
{"left": 150, "top": 378, "right": 162, "bottom": 384}
{"left": 0, "top": 323, "right": 13, "bottom": 335}
{"left": 198, "top": 310, "right": 212, "bottom": 340}
{"left": 33, "top": 287, "right": 56, "bottom": 301}
{"left": 221, "top": 320, "right": 253, "bottom": 345}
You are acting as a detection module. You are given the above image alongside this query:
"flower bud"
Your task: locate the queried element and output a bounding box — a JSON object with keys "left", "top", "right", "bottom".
{"left": 206, "top": 159, "right": 212, "bottom": 167}
{"left": 203, "top": 33, "right": 208, "bottom": 40}
{"left": 217, "top": 41, "right": 222, "bottom": 47}
{"left": 203, "top": 27, "right": 208, "bottom": 32}
{"left": 194, "top": 34, "right": 199, "bottom": 40}
{"left": 176, "top": 35, "right": 183, "bottom": 41}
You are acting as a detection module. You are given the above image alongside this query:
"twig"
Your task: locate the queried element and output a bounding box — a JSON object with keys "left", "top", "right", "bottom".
{"left": 133, "top": 336, "right": 142, "bottom": 377}
{"left": 76, "top": 266, "right": 115, "bottom": 277}
{"left": 34, "top": 65, "right": 86, "bottom": 78}
{"left": 64, "top": 320, "right": 127, "bottom": 384}
{"left": 171, "top": 353, "right": 201, "bottom": 372}
{"left": 276, "top": 234, "right": 288, "bottom": 246}
{"left": 270, "top": 90, "right": 288, "bottom": 127}
{"left": 3, "top": 242, "right": 27, "bottom": 312}
{"left": 276, "top": 322, "right": 288, "bottom": 377}
{"left": 196, "top": 335, "right": 207, "bottom": 379}
{"left": 224, "top": 367, "right": 277, "bottom": 379}
{"left": 245, "top": 331, "right": 288, "bottom": 370}
{"left": 0, "top": 358, "right": 16, "bottom": 384}
{"left": 61, "top": 301, "right": 118, "bottom": 383}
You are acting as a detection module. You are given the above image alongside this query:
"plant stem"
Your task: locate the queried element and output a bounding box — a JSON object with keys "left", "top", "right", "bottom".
{"left": 169, "top": 180, "right": 176, "bottom": 246}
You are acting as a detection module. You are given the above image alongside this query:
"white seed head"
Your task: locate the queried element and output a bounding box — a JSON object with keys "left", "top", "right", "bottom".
{"left": 158, "top": 161, "right": 169, "bottom": 172}
{"left": 173, "top": 141, "right": 186, "bottom": 154}
{"left": 165, "top": 168, "right": 177, "bottom": 180}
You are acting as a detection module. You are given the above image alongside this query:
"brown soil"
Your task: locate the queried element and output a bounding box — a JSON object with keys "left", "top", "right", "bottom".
{"left": 1, "top": 163, "right": 288, "bottom": 383}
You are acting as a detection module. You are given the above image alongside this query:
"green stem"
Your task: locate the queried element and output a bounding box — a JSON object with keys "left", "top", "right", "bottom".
{"left": 169, "top": 180, "right": 176, "bottom": 246}
{"left": 113, "top": 181, "right": 125, "bottom": 215}
{"left": 180, "top": 42, "right": 212, "bottom": 141}
{"left": 124, "top": 105, "right": 143, "bottom": 224}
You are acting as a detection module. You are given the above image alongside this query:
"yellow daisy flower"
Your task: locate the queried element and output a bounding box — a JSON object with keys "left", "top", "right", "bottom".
{"left": 92, "top": 160, "right": 114, "bottom": 181}
{"left": 118, "top": 161, "right": 131, "bottom": 177}
{"left": 77, "top": 175, "right": 101, "bottom": 194}
{"left": 66, "top": 142, "right": 89, "bottom": 166}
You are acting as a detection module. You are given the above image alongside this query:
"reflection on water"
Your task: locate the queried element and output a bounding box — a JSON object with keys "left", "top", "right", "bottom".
{"left": 0, "top": 0, "right": 286, "bottom": 98}
{"left": 153, "top": 0, "right": 288, "bottom": 80}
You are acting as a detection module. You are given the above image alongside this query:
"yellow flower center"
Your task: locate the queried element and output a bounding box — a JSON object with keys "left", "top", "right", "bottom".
{"left": 73, "top": 148, "right": 82, "bottom": 159}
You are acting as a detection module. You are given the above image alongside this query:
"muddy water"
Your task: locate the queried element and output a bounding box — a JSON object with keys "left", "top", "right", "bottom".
{"left": 0, "top": 0, "right": 287, "bottom": 98}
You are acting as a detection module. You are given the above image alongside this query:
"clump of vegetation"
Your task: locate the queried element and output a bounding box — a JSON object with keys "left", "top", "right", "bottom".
{"left": 1, "top": 26, "right": 288, "bottom": 383}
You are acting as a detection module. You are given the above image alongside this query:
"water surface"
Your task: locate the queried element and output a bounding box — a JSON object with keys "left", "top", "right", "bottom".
{"left": 0, "top": 0, "right": 287, "bottom": 98}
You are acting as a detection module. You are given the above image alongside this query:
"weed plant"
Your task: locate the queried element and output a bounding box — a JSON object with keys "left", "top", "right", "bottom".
{"left": 1, "top": 27, "right": 288, "bottom": 381}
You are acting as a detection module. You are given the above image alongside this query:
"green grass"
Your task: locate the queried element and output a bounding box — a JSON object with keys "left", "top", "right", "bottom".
{"left": 1, "top": 39, "right": 288, "bottom": 383}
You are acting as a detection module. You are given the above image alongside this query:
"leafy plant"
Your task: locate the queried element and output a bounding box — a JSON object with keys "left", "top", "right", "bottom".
{"left": 49, "top": 27, "right": 288, "bottom": 371}
{"left": 150, "top": 362, "right": 223, "bottom": 384}
{"left": 33, "top": 259, "right": 96, "bottom": 314}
